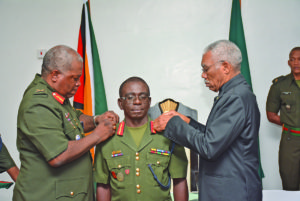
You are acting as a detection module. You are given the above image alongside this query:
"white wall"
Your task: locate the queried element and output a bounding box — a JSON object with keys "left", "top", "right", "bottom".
{"left": 0, "top": 0, "right": 299, "bottom": 199}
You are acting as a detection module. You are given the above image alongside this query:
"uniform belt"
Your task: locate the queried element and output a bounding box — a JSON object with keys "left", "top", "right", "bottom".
{"left": 283, "top": 124, "right": 300, "bottom": 136}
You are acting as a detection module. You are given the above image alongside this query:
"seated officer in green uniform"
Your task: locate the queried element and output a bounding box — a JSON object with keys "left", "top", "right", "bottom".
{"left": 0, "top": 135, "right": 19, "bottom": 184}
{"left": 13, "top": 45, "right": 119, "bottom": 201}
{"left": 266, "top": 47, "right": 300, "bottom": 190}
{"left": 94, "top": 77, "right": 188, "bottom": 201}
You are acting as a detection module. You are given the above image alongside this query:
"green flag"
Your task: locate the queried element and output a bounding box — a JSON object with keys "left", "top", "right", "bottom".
{"left": 0, "top": 181, "right": 13, "bottom": 189}
{"left": 229, "top": 0, "right": 265, "bottom": 180}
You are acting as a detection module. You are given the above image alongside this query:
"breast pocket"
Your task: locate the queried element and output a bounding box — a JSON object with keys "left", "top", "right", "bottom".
{"left": 106, "top": 156, "right": 132, "bottom": 189}
{"left": 146, "top": 152, "right": 171, "bottom": 186}
{"left": 63, "top": 120, "right": 82, "bottom": 141}
{"left": 280, "top": 92, "right": 296, "bottom": 113}
{"left": 55, "top": 177, "right": 89, "bottom": 200}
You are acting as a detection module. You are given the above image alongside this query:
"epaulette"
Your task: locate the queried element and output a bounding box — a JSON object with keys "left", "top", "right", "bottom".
{"left": 33, "top": 89, "right": 48, "bottom": 97}
{"left": 272, "top": 75, "right": 285, "bottom": 84}
{"left": 34, "top": 89, "right": 46, "bottom": 94}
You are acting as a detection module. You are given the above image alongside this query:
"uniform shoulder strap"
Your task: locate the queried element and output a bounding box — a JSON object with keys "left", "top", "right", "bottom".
{"left": 272, "top": 75, "right": 285, "bottom": 84}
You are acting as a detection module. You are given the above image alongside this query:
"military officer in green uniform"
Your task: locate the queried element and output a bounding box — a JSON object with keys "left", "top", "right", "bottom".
{"left": 0, "top": 135, "right": 19, "bottom": 184}
{"left": 94, "top": 77, "right": 188, "bottom": 201}
{"left": 266, "top": 47, "right": 300, "bottom": 190}
{"left": 13, "top": 45, "right": 118, "bottom": 201}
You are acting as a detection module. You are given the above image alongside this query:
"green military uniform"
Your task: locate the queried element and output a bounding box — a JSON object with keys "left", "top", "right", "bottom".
{"left": 0, "top": 142, "right": 16, "bottom": 174}
{"left": 13, "top": 74, "right": 94, "bottom": 201}
{"left": 266, "top": 73, "right": 300, "bottom": 190}
{"left": 94, "top": 118, "right": 188, "bottom": 201}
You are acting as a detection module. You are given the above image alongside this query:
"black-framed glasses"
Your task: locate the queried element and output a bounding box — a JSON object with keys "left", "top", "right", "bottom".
{"left": 201, "top": 60, "right": 224, "bottom": 73}
{"left": 120, "top": 93, "right": 150, "bottom": 104}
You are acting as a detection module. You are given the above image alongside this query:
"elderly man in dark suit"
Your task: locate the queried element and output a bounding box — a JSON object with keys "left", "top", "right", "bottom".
{"left": 153, "top": 40, "right": 262, "bottom": 201}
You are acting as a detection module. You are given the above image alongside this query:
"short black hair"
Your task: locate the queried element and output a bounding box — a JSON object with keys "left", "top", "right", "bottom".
{"left": 119, "top": 76, "right": 150, "bottom": 97}
{"left": 289, "top": 47, "right": 300, "bottom": 58}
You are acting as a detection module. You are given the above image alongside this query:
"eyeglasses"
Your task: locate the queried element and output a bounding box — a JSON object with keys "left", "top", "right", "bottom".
{"left": 120, "top": 93, "right": 150, "bottom": 104}
{"left": 201, "top": 60, "right": 224, "bottom": 73}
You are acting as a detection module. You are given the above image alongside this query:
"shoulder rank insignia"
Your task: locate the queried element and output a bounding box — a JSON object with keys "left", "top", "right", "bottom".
{"left": 52, "top": 92, "right": 65, "bottom": 104}
{"left": 272, "top": 75, "right": 285, "bottom": 84}
{"left": 35, "top": 89, "right": 45, "bottom": 93}
{"left": 117, "top": 121, "right": 125, "bottom": 136}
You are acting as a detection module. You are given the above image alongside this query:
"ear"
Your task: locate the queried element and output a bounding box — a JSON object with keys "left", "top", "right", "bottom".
{"left": 51, "top": 70, "right": 60, "bottom": 82}
{"left": 118, "top": 98, "right": 124, "bottom": 110}
{"left": 221, "top": 61, "right": 231, "bottom": 74}
{"left": 288, "top": 60, "right": 292, "bottom": 68}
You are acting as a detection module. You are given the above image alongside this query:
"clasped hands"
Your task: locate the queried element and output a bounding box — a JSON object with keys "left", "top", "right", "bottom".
{"left": 94, "top": 111, "right": 119, "bottom": 131}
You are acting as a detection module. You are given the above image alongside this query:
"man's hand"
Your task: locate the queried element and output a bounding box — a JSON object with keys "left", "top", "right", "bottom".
{"left": 153, "top": 111, "right": 190, "bottom": 132}
{"left": 95, "top": 111, "right": 119, "bottom": 126}
{"left": 93, "top": 119, "right": 116, "bottom": 144}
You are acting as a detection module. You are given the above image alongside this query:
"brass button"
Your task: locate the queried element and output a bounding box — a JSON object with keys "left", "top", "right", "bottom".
{"left": 136, "top": 156, "right": 140, "bottom": 160}
{"left": 136, "top": 172, "right": 140, "bottom": 176}
{"left": 70, "top": 192, "right": 74, "bottom": 196}
{"left": 136, "top": 184, "right": 140, "bottom": 189}
{"left": 135, "top": 152, "right": 139, "bottom": 156}
{"left": 136, "top": 168, "right": 140, "bottom": 172}
{"left": 156, "top": 161, "right": 160, "bottom": 165}
{"left": 137, "top": 189, "right": 141, "bottom": 194}
{"left": 118, "top": 164, "right": 122, "bottom": 168}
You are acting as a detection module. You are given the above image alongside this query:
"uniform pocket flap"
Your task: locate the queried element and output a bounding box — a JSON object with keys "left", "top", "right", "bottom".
{"left": 147, "top": 152, "right": 170, "bottom": 167}
{"left": 55, "top": 177, "right": 88, "bottom": 199}
{"left": 106, "top": 155, "right": 131, "bottom": 170}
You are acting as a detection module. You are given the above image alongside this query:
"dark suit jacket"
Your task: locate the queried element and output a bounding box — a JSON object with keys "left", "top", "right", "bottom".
{"left": 163, "top": 74, "right": 262, "bottom": 201}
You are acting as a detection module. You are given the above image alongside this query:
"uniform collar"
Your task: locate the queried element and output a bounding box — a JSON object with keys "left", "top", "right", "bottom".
{"left": 287, "top": 73, "right": 297, "bottom": 87}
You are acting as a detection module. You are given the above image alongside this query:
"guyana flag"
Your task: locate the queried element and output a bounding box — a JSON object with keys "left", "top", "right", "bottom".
{"left": 73, "top": 0, "right": 108, "bottom": 159}
{"left": 0, "top": 137, "right": 13, "bottom": 189}
{"left": 0, "top": 181, "right": 13, "bottom": 189}
{"left": 229, "top": 0, "right": 265, "bottom": 180}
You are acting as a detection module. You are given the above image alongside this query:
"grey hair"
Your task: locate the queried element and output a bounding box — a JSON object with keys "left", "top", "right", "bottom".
{"left": 203, "top": 40, "right": 242, "bottom": 71}
{"left": 41, "top": 45, "right": 83, "bottom": 76}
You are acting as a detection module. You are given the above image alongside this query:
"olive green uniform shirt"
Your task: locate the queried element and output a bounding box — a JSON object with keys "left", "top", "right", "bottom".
{"left": 94, "top": 118, "right": 188, "bottom": 201}
{"left": 266, "top": 73, "right": 300, "bottom": 127}
{"left": 13, "top": 74, "right": 94, "bottom": 201}
{"left": 0, "top": 143, "right": 16, "bottom": 173}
